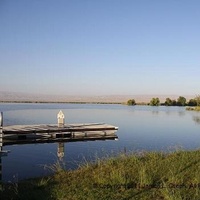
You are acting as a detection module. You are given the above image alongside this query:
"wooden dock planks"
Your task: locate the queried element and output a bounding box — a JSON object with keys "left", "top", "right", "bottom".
{"left": 2, "top": 123, "right": 118, "bottom": 146}
{"left": 3, "top": 123, "right": 118, "bottom": 134}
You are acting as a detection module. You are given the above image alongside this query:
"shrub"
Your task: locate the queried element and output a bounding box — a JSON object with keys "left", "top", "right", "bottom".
{"left": 127, "top": 99, "right": 136, "bottom": 106}
{"left": 195, "top": 95, "right": 200, "bottom": 106}
{"left": 177, "top": 96, "right": 187, "bottom": 106}
{"left": 188, "top": 99, "right": 197, "bottom": 106}
{"left": 165, "top": 98, "right": 172, "bottom": 106}
{"left": 150, "top": 98, "right": 160, "bottom": 106}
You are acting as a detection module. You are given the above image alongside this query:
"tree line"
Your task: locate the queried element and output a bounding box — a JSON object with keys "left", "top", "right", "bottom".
{"left": 127, "top": 95, "right": 200, "bottom": 107}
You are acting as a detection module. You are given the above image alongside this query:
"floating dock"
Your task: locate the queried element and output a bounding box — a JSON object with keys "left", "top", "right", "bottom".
{"left": 0, "top": 111, "right": 118, "bottom": 147}
{"left": 2, "top": 123, "right": 118, "bottom": 145}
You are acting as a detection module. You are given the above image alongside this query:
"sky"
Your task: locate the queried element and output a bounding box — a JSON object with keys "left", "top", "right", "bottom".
{"left": 0, "top": 0, "right": 200, "bottom": 96}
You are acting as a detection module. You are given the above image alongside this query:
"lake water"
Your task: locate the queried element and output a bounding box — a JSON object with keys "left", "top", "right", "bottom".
{"left": 1, "top": 103, "right": 200, "bottom": 182}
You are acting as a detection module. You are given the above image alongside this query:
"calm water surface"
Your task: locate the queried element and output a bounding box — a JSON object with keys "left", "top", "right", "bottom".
{"left": 1, "top": 103, "right": 200, "bottom": 182}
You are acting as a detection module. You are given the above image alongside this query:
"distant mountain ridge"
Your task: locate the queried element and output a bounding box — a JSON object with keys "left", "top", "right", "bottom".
{"left": 0, "top": 91, "right": 194, "bottom": 103}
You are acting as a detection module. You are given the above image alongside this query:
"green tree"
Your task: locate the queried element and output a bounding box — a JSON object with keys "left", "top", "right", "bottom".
{"left": 127, "top": 99, "right": 136, "bottom": 106}
{"left": 165, "top": 98, "right": 172, "bottom": 106}
{"left": 150, "top": 98, "right": 160, "bottom": 106}
{"left": 188, "top": 99, "right": 197, "bottom": 106}
{"left": 195, "top": 95, "right": 200, "bottom": 106}
{"left": 172, "top": 100, "right": 177, "bottom": 106}
{"left": 177, "top": 96, "right": 187, "bottom": 106}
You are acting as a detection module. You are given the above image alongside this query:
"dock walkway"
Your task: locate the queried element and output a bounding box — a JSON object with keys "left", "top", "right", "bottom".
{"left": 3, "top": 123, "right": 118, "bottom": 145}
{"left": 3, "top": 123, "right": 118, "bottom": 134}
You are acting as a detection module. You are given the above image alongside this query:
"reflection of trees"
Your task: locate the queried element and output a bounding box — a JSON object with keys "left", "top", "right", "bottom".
{"left": 178, "top": 111, "right": 185, "bottom": 117}
{"left": 193, "top": 116, "right": 200, "bottom": 125}
{"left": 152, "top": 111, "right": 159, "bottom": 115}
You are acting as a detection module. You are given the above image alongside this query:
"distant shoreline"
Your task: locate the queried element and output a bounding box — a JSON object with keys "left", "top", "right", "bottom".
{"left": 0, "top": 91, "right": 195, "bottom": 104}
{"left": 0, "top": 100, "right": 123, "bottom": 104}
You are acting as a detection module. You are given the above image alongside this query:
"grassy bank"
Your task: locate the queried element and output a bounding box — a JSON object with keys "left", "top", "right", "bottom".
{"left": 1, "top": 150, "right": 200, "bottom": 200}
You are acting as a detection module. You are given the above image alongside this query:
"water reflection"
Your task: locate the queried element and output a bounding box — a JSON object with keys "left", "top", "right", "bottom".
{"left": 0, "top": 142, "right": 64, "bottom": 183}
{"left": 0, "top": 135, "right": 118, "bottom": 183}
{"left": 57, "top": 143, "right": 64, "bottom": 160}
{"left": 0, "top": 156, "right": 2, "bottom": 182}
{"left": 151, "top": 110, "right": 159, "bottom": 115}
{"left": 193, "top": 116, "right": 200, "bottom": 125}
{"left": 178, "top": 111, "right": 185, "bottom": 117}
{"left": 0, "top": 148, "right": 10, "bottom": 183}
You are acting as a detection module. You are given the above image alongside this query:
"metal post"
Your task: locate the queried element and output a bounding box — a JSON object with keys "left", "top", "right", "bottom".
{"left": 0, "top": 112, "right": 2, "bottom": 127}
{"left": 0, "top": 112, "right": 3, "bottom": 152}
{"left": 0, "top": 157, "right": 2, "bottom": 184}
{"left": 0, "top": 112, "right": 3, "bottom": 183}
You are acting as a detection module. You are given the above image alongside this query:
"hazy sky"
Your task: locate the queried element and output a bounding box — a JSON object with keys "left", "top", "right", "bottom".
{"left": 0, "top": 0, "right": 200, "bottom": 96}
